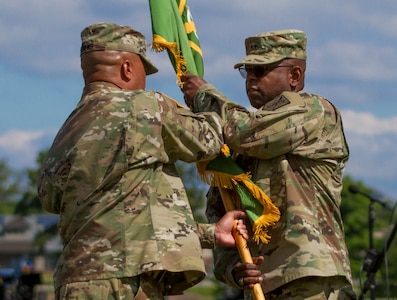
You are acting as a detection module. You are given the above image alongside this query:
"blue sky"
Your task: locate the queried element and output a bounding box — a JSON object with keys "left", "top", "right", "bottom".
{"left": 1, "top": 0, "right": 396, "bottom": 200}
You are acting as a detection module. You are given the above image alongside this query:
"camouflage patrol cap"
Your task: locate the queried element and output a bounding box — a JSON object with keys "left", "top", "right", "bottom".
{"left": 80, "top": 22, "right": 158, "bottom": 75}
{"left": 234, "top": 29, "right": 306, "bottom": 69}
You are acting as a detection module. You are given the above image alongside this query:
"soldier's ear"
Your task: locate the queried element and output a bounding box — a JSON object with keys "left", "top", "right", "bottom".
{"left": 289, "top": 65, "right": 303, "bottom": 90}
{"left": 121, "top": 59, "right": 133, "bottom": 81}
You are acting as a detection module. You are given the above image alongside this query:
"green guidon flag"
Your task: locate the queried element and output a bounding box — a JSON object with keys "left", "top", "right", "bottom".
{"left": 197, "top": 145, "right": 280, "bottom": 244}
{"left": 149, "top": 0, "right": 203, "bottom": 86}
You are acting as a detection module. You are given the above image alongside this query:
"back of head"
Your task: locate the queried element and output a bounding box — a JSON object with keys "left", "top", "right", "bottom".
{"left": 80, "top": 22, "right": 158, "bottom": 75}
{"left": 234, "top": 29, "right": 307, "bottom": 68}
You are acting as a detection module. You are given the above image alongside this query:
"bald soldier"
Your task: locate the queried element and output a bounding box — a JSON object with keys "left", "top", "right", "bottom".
{"left": 182, "top": 29, "right": 356, "bottom": 299}
{"left": 38, "top": 22, "right": 247, "bottom": 300}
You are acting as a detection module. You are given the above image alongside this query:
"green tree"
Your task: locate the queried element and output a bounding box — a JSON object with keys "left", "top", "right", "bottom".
{"left": 10, "top": 150, "right": 54, "bottom": 252}
{"left": 176, "top": 161, "right": 208, "bottom": 223}
{"left": 341, "top": 176, "right": 372, "bottom": 275}
{"left": 341, "top": 175, "right": 397, "bottom": 297}
{"left": 0, "top": 159, "right": 21, "bottom": 213}
{"left": 14, "top": 150, "right": 48, "bottom": 216}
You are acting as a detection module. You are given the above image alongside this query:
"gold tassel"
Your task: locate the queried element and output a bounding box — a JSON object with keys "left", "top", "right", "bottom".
{"left": 236, "top": 176, "right": 280, "bottom": 244}
{"left": 196, "top": 144, "right": 280, "bottom": 244}
{"left": 151, "top": 34, "right": 186, "bottom": 87}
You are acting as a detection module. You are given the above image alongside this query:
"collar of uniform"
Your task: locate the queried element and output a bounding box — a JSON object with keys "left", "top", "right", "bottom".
{"left": 84, "top": 81, "right": 120, "bottom": 93}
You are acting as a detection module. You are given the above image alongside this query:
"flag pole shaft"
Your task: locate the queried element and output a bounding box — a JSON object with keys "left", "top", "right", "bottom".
{"left": 219, "top": 188, "right": 266, "bottom": 300}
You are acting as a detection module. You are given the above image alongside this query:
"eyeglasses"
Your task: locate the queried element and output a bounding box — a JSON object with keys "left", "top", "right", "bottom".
{"left": 238, "top": 64, "right": 293, "bottom": 78}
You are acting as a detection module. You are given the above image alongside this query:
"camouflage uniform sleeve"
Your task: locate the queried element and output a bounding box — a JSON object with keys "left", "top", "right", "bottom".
{"left": 196, "top": 223, "right": 216, "bottom": 249}
{"left": 156, "top": 92, "right": 226, "bottom": 249}
{"left": 192, "top": 85, "right": 325, "bottom": 159}
{"left": 156, "top": 91, "right": 225, "bottom": 163}
{"left": 191, "top": 84, "right": 245, "bottom": 118}
{"left": 38, "top": 172, "right": 62, "bottom": 214}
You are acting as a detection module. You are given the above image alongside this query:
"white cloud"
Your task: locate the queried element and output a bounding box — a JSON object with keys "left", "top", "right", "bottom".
{"left": 1, "top": 0, "right": 396, "bottom": 83}
{"left": 0, "top": 129, "right": 56, "bottom": 169}
{"left": 342, "top": 110, "right": 397, "bottom": 197}
{"left": 342, "top": 110, "right": 397, "bottom": 135}
{"left": 344, "top": 130, "right": 397, "bottom": 198}
{"left": 310, "top": 41, "right": 397, "bottom": 81}
{"left": 0, "top": 130, "right": 41, "bottom": 151}
{"left": 356, "top": 5, "right": 397, "bottom": 38}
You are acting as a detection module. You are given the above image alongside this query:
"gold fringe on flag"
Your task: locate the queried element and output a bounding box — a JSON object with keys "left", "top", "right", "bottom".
{"left": 151, "top": 34, "right": 187, "bottom": 87}
{"left": 197, "top": 144, "right": 280, "bottom": 244}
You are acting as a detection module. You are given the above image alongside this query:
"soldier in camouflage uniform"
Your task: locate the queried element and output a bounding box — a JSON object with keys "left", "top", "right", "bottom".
{"left": 182, "top": 30, "right": 356, "bottom": 299}
{"left": 37, "top": 22, "right": 248, "bottom": 300}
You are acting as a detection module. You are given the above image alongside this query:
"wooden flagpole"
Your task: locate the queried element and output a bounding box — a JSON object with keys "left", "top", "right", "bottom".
{"left": 219, "top": 188, "right": 266, "bottom": 300}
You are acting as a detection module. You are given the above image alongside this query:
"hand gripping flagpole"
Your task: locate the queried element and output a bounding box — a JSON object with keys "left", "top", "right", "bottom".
{"left": 219, "top": 187, "right": 266, "bottom": 300}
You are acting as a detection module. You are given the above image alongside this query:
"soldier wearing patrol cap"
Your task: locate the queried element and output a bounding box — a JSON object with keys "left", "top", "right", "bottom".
{"left": 233, "top": 29, "right": 307, "bottom": 68}
{"left": 38, "top": 22, "right": 248, "bottom": 300}
{"left": 182, "top": 29, "right": 356, "bottom": 299}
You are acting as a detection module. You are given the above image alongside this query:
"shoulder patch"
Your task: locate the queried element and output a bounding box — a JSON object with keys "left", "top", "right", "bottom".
{"left": 262, "top": 95, "right": 290, "bottom": 111}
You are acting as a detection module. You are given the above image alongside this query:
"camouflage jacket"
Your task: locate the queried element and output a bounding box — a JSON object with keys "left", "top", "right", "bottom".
{"left": 192, "top": 84, "right": 353, "bottom": 294}
{"left": 37, "top": 82, "right": 224, "bottom": 294}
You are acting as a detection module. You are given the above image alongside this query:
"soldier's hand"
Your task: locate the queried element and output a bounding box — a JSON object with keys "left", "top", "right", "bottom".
{"left": 214, "top": 210, "right": 248, "bottom": 247}
{"left": 233, "top": 256, "right": 264, "bottom": 289}
{"left": 181, "top": 73, "right": 207, "bottom": 108}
